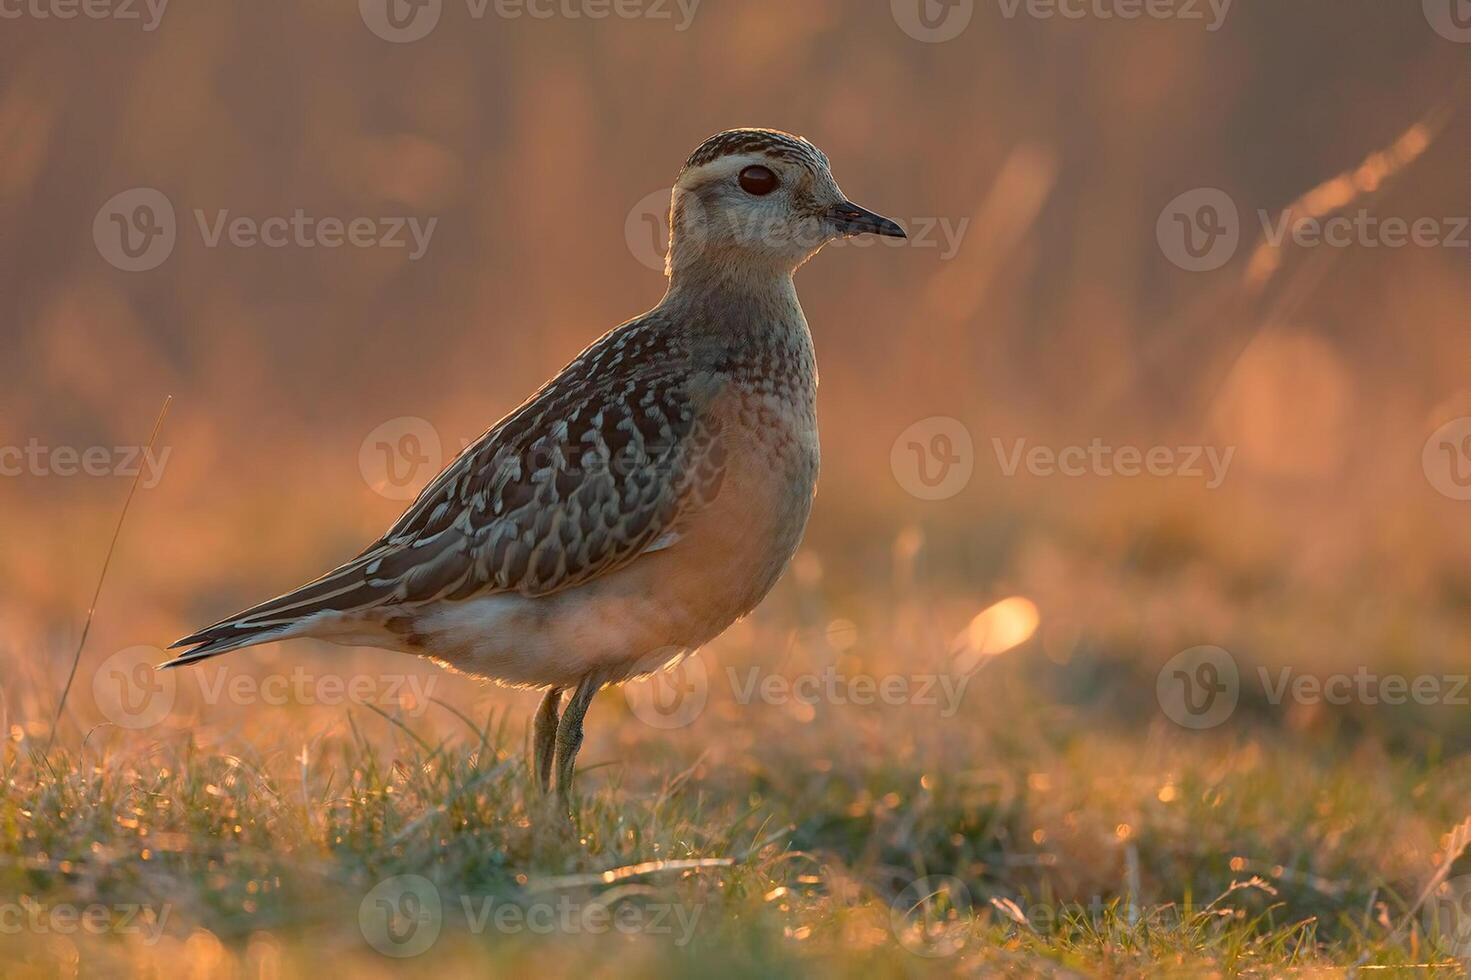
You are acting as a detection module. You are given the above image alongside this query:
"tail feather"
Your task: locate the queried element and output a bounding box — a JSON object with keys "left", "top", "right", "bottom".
{"left": 163, "top": 624, "right": 292, "bottom": 668}
{"left": 167, "top": 553, "right": 385, "bottom": 668}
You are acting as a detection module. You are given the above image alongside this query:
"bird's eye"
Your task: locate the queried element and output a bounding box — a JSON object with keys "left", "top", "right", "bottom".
{"left": 738, "top": 165, "right": 779, "bottom": 196}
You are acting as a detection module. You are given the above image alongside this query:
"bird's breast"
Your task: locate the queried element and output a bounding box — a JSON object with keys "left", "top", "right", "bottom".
{"left": 677, "top": 375, "right": 818, "bottom": 611}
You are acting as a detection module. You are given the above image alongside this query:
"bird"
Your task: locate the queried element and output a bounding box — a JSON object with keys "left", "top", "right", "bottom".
{"left": 166, "top": 127, "right": 905, "bottom": 805}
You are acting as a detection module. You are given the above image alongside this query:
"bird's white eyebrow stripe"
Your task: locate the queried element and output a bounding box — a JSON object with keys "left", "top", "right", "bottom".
{"left": 676, "top": 152, "right": 813, "bottom": 194}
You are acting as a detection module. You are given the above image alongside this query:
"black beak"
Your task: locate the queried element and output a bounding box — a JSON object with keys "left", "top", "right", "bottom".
{"left": 827, "top": 201, "right": 906, "bottom": 239}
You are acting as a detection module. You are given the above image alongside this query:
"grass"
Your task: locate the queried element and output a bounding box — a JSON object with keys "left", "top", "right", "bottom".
{"left": 5, "top": 499, "right": 1470, "bottom": 977}
{"left": 3, "top": 655, "right": 1469, "bottom": 976}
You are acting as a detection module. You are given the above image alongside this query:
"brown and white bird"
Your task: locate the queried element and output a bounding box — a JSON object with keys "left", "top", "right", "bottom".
{"left": 168, "top": 128, "right": 904, "bottom": 802}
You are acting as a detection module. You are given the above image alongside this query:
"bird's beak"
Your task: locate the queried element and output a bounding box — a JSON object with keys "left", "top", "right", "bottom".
{"left": 826, "top": 201, "right": 907, "bottom": 239}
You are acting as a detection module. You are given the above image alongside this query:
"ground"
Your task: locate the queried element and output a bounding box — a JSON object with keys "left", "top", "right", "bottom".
{"left": 5, "top": 509, "right": 1470, "bottom": 977}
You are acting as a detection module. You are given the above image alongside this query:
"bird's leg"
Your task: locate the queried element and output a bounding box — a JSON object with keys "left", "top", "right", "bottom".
{"left": 533, "top": 686, "right": 562, "bottom": 795}
{"left": 554, "top": 672, "right": 604, "bottom": 805}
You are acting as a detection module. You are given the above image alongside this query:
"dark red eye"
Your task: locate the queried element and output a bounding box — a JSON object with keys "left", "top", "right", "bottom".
{"left": 738, "top": 165, "right": 779, "bottom": 196}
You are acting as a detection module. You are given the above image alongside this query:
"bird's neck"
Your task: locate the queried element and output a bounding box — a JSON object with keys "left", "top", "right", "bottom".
{"left": 657, "top": 261, "right": 815, "bottom": 395}
{"left": 661, "top": 258, "right": 803, "bottom": 326}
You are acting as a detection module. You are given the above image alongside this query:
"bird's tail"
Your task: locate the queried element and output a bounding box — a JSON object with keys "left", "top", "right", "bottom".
{"left": 163, "top": 619, "right": 292, "bottom": 668}
{"left": 165, "top": 553, "right": 385, "bottom": 668}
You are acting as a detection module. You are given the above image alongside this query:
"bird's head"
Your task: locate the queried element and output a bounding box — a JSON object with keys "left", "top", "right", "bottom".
{"left": 665, "top": 128, "right": 904, "bottom": 281}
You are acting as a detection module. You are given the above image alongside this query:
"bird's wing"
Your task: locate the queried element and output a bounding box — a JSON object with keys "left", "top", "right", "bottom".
{"left": 168, "top": 318, "right": 726, "bottom": 664}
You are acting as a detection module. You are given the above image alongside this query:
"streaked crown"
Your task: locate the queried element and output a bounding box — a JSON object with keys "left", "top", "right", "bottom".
{"left": 682, "top": 128, "right": 831, "bottom": 175}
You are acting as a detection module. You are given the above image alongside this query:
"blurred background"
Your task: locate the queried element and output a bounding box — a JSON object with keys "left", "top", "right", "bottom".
{"left": 4, "top": 1, "right": 1471, "bottom": 972}
{"left": 3, "top": 0, "right": 1469, "bottom": 736}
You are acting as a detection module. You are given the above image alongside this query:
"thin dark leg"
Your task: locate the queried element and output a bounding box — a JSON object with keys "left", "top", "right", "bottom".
{"left": 554, "top": 672, "right": 603, "bottom": 804}
{"left": 533, "top": 686, "right": 562, "bottom": 795}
